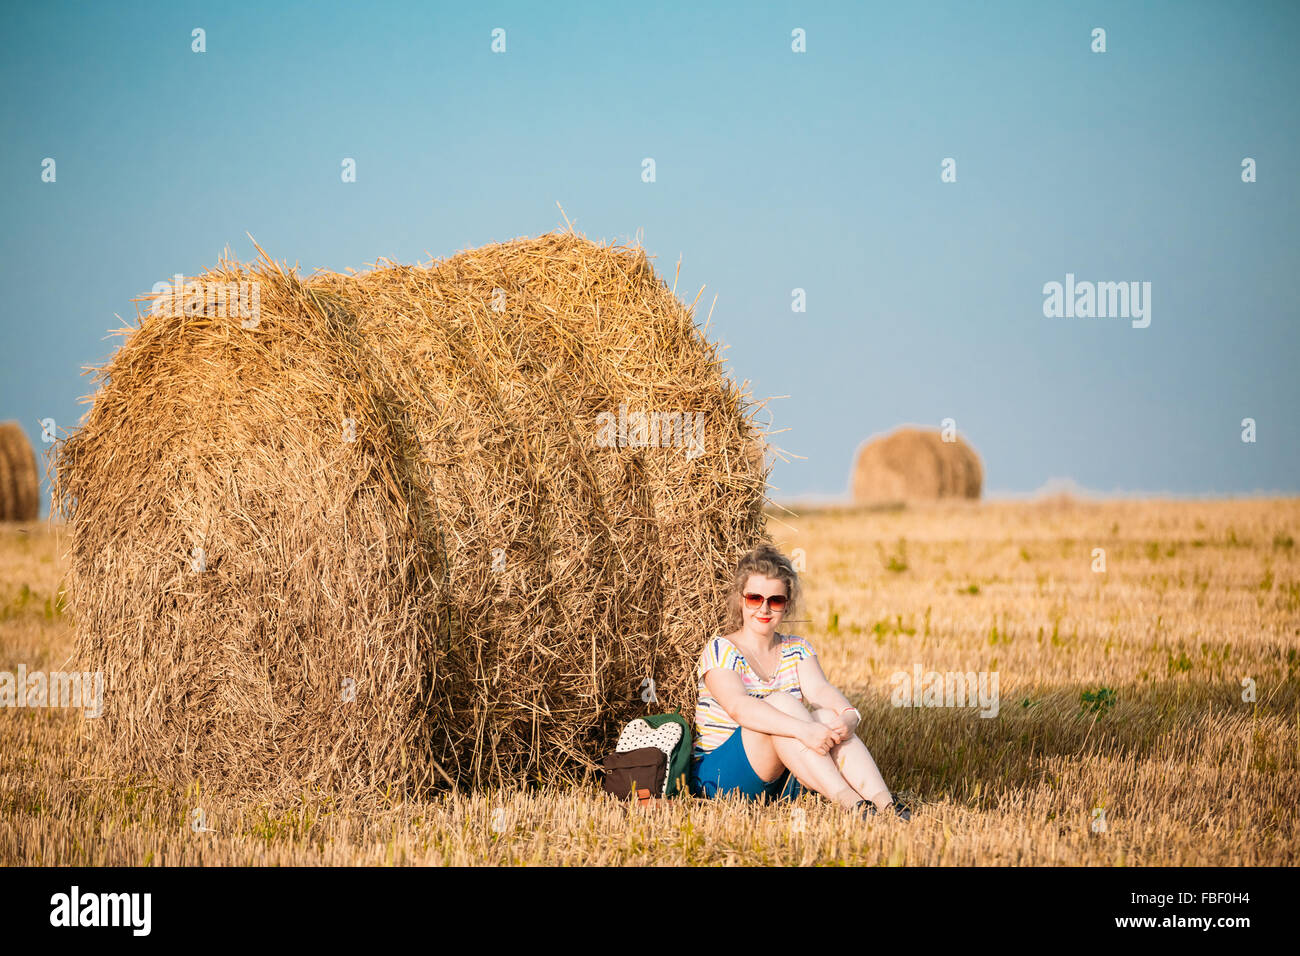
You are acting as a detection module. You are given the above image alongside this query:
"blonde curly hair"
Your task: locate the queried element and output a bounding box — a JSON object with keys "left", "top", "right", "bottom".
{"left": 724, "top": 543, "right": 800, "bottom": 631}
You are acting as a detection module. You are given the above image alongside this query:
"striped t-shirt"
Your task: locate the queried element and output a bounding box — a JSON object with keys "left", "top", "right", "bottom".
{"left": 692, "top": 632, "right": 817, "bottom": 760}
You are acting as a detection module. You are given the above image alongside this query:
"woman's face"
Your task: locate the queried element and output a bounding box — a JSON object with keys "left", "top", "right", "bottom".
{"left": 740, "top": 573, "right": 788, "bottom": 638}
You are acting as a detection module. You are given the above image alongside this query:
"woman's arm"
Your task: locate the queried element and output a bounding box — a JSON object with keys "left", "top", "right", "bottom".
{"left": 704, "top": 668, "right": 811, "bottom": 739}
{"left": 797, "top": 655, "right": 858, "bottom": 724}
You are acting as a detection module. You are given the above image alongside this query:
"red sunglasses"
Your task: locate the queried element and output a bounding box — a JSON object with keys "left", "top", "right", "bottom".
{"left": 743, "top": 592, "right": 788, "bottom": 611}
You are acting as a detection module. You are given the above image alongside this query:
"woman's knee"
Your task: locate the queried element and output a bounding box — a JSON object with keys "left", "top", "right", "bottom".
{"left": 811, "top": 706, "right": 848, "bottom": 727}
{"left": 740, "top": 727, "right": 785, "bottom": 780}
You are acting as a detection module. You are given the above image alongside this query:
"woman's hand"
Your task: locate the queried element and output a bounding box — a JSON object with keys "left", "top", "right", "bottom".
{"left": 797, "top": 722, "right": 839, "bottom": 756}
{"left": 825, "top": 711, "right": 856, "bottom": 744}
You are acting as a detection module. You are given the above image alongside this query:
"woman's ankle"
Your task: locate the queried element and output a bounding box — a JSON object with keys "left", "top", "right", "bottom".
{"left": 832, "top": 787, "right": 863, "bottom": 810}
{"left": 865, "top": 789, "right": 892, "bottom": 811}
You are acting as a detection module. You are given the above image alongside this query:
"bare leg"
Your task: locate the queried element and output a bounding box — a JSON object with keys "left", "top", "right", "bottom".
{"left": 740, "top": 692, "right": 863, "bottom": 810}
{"left": 810, "top": 707, "right": 893, "bottom": 810}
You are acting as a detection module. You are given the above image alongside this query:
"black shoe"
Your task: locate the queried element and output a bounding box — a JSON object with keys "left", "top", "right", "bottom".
{"left": 886, "top": 799, "right": 912, "bottom": 822}
{"left": 854, "top": 799, "right": 877, "bottom": 820}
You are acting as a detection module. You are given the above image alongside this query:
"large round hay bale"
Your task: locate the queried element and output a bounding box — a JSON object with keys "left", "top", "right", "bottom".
{"left": 50, "top": 230, "right": 771, "bottom": 798}
{"left": 850, "top": 426, "right": 982, "bottom": 504}
{"left": 0, "top": 422, "right": 40, "bottom": 522}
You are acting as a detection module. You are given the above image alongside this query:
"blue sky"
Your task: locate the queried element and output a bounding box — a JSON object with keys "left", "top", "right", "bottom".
{"left": 2, "top": 1, "right": 1297, "bottom": 514}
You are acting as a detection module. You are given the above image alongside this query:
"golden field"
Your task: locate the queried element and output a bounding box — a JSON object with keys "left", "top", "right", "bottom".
{"left": 1, "top": 497, "right": 1296, "bottom": 865}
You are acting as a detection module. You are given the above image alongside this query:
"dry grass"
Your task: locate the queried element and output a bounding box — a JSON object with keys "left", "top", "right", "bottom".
{"left": 2, "top": 496, "right": 1297, "bottom": 865}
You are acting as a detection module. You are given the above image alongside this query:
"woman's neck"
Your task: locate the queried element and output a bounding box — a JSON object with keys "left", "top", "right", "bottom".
{"left": 734, "top": 627, "right": 779, "bottom": 650}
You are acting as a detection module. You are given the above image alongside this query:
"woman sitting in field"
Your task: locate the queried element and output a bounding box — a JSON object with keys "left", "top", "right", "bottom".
{"left": 689, "top": 544, "right": 910, "bottom": 820}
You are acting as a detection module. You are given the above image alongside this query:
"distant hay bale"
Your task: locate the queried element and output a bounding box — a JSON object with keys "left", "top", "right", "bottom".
{"left": 50, "top": 230, "right": 771, "bottom": 799}
{"left": 947, "top": 435, "right": 984, "bottom": 499}
{"left": 851, "top": 426, "right": 982, "bottom": 504}
{"left": 1032, "top": 478, "right": 1086, "bottom": 510}
{"left": 0, "top": 431, "right": 11, "bottom": 520}
{"left": 0, "top": 422, "right": 40, "bottom": 522}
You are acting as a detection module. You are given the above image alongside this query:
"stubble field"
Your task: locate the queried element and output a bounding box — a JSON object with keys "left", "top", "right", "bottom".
{"left": 2, "top": 497, "right": 1296, "bottom": 865}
